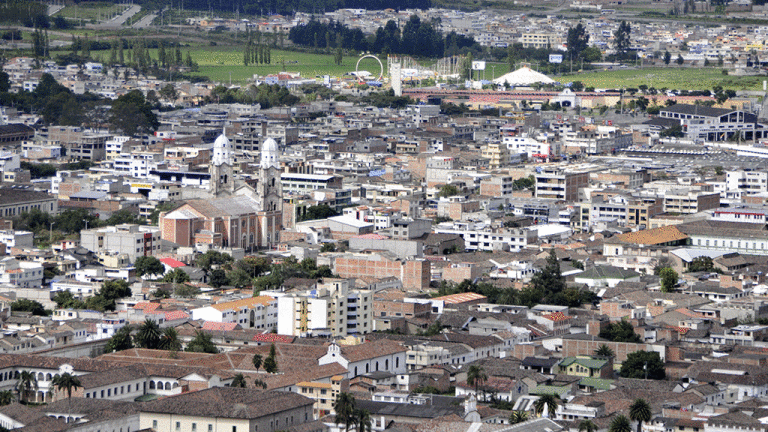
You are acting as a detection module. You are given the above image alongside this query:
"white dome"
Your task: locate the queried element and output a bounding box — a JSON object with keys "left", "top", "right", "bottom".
{"left": 260, "top": 138, "right": 278, "bottom": 169}
{"left": 214, "top": 132, "right": 230, "bottom": 149}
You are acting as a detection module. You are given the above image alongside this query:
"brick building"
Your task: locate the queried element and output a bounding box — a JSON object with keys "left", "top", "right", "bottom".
{"left": 334, "top": 253, "right": 431, "bottom": 291}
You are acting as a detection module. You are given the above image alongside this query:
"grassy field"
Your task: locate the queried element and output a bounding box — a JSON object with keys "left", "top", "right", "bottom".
{"left": 55, "top": 3, "right": 129, "bottom": 21}
{"left": 559, "top": 67, "right": 766, "bottom": 91}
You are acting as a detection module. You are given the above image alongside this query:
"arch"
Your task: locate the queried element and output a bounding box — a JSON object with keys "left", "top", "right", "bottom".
{"left": 385, "top": 359, "right": 389, "bottom": 369}
{"left": 164, "top": 382, "right": 171, "bottom": 390}
{"left": 375, "top": 361, "right": 379, "bottom": 371}
{"left": 396, "top": 357, "right": 399, "bottom": 368}
{"left": 37, "top": 372, "right": 44, "bottom": 382}
{"left": 355, "top": 55, "right": 384, "bottom": 82}
{"left": 149, "top": 381, "right": 156, "bottom": 390}
{"left": 365, "top": 363, "right": 369, "bottom": 373}
{"left": 172, "top": 382, "right": 179, "bottom": 389}
{"left": 46, "top": 373, "right": 52, "bottom": 381}
{"left": 354, "top": 367, "right": 358, "bottom": 376}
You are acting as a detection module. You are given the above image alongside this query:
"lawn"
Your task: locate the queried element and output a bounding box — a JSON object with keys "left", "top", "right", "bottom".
{"left": 558, "top": 67, "right": 766, "bottom": 91}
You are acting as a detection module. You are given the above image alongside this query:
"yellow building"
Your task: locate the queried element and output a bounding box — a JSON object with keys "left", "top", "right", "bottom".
{"left": 481, "top": 142, "right": 510, "bottom": 170}
{"left": 296, "top": 375, "right": 346, "bottom": 418}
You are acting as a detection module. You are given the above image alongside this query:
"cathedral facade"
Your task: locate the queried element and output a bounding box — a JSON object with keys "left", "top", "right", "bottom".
{"left": 159, "top": 131, "right": 283, "bottom": 250}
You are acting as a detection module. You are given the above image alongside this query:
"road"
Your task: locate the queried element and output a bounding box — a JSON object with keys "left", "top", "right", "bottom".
{"left": 132, "top": 12, "right": 157, "bottom": 28}
{"left": 94, "top": 4, "right": 141, "bottom": 28}
{"left": 47, "top": 4, "right": 64, "bottom": 16}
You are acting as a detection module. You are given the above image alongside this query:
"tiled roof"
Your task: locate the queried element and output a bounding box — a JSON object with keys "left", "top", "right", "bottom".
{"left": 543, "top": 312, "right": 571, "bottom": 322}
{"left": 202, "top": 322, "right": 239, "bottom": 331}
{"left": 614, "top": 225, "right": 689, "bottom": 246}
{"left": 159, "top": 258, "right": 186, "bottom": 268}
{"left": 140, "top": 388, "right": 313, "bottom": 419}
{"left": 560, "top": 356, "right": 609, "bottom": 370}
{"left": 432, "top": 292, "right": 487, "bottom": 304}
{"left": 134, "top": 302, "right": 161, "bottom": 312}
{"left": 578, "top": 377, "right": 614, "bottom": 390}
{"left": 253, "top": 333, "right": 295, "bottom": 344}
{"left": 164, "top": 310, "right": 190, "bottom": 321}
{"left": 211, "top": 296, "right": 276, "bottom": 312}
{"left": 353, "top": 233, "right": 388, "bottom": 240}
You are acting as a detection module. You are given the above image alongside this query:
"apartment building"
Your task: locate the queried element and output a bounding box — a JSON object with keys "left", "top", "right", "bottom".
{"left": 0, "top": 257, "right": 43, "bottom": 288}
{"left": 434, "top": 221, "right": 537, "bottom": 252}
{"left": 191, "top": 296, "right": 278, "bottom": 331}
{"left": 274, "top": 279, "right": 373, "bottom": 337}
{"left": 521, "top": 33, "right": 555, "bottom": 48}
{"left": 726, "top": 170, "right": 768, "bottom": 193}
{"left": 80, "top": 224, "right": 161, "bottom": 263}
{"left": 663, "top": 189, "right": 720, "bottom": 214}
{"left": 281, "top": 173, "right": 343, "bottom": 193}
{"left": 535, "top": 168, "right": 589, "bottom": 202}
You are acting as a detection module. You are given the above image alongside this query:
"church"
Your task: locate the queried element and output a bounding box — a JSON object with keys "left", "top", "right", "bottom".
{"left": 158, "top": 130, "right": 283, "bottom": 251}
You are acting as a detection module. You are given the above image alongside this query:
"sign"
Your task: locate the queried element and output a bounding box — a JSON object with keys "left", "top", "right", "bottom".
{"left": 471, "top": 61, "right": 486, "bottom": 71}
{"left": 549, "top": 54, "right": 563, "bottom": 64}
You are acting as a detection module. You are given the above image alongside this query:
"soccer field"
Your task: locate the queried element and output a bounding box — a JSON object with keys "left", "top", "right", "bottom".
{"left": 559, "top": 67, "right": 766, "bottom": 91}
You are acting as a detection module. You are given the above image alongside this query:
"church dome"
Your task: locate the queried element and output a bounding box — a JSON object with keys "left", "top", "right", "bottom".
{"left": 214, "top": 132, "right": 230, "bottom": 149}
{"left": 260, "top": 138, "right": 278, "bottom": 169}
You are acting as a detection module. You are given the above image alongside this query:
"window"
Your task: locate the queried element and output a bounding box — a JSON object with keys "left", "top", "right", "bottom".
{"left": 176, "top": 422, "right": 181, "bottom": 431}
{"left": 192, "top": 424, "right": 197, "bottom": 432}
{"left": 208, "top": 425, "right": 213, "bottom": 432}
{"left": 232, "top": 427, "right": 237, "bottom": 432}
{"left": 153, "top": 421, "right": 157, "bottom": 429}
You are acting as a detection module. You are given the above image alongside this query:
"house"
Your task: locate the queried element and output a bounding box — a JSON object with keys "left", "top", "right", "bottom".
{"left": 557, "top": 356, "right": 613, "bottom": 379}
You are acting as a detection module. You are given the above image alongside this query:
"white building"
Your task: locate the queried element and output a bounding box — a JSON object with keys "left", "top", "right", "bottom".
{"left": 190, "top": 295, "right": 277, "bottom": 331}
{"left": 434, "top": 221, "right": 537, "bottom": 252}
{"left": 0, "top": 257, "right": 43, "bottom": 288}
{"left": 0, "top": 230, "right": 33, "bottom": 251}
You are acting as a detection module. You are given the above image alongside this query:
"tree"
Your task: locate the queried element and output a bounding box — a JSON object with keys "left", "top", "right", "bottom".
{"left": 231, "top": 374, "right": 248, "bottom": 388}
{"left": 620, "top": 351, "right": 666, "bottom": 380}
{"left": 159, "top": 327, "right": 181, "bottom": 352}
{"left": 135, "top": 256, "right": 164, "bottom": 278}
{"left": 579, "top": 420, "right": 598, "bottom": 432}
{"left": 254, "top": 378, "right": 268, "bottom": 389}
{"left": 195, "top": 250, "right": 233, "bottom": 275}
{"left": 0, "top": 390, "right": 14, "bottom": 406}
{"left": 676, "top": 54, "right": 684, "bottom": 65}
{"left": 466, "top": 365, "right": 488, "bottom": 398}
{"left": 263, "top": 343, "right": 278, "bottom": 373}
{"left": 135, "top": 318, "right": 162, "bottom": 349}
{"left": 104, "top": 325, "right": 133, "bottom": 353}
{"left": 528, "top": 249, "right": 567, "bottom": 303}
{"left": 252, "top": 354, "right": 263, "bottom": 372}
{"left": 609, "top": 415, "right": 633, "bottom": 432}
{"left": 599, "top": 320, "right": 642, "bottom": 343}
{"left": 163, "top": 268, "right": 191, "bottom": 284}
{"left": 614, "top": 21, "right": 631, "bottom": 58}
{"left": 688, "top": 256, "right": 715, "bottom": 273}
{"left": 659, "top": 267, "right": 678, "bottom": 293}
{"left": 209, "top": 269, "right": 229, "bottom": 288}
{"left": 438, "top": 184, "right": 461, "bottom": 198}
{"left": 629, "top": 398, "right": 652, "bottom": 432}
{"left": 52, "top": 372, "right": 81, "bottom": 422}
{"left": 333, "top": 392, "right": 357, "bottom": 432}
{"left": 15, "top": 371, "right": 37, "bottom": 403}
{"left": 109, "top": 90, "right": 159, "bottom": 136}
{"left": 11, "top": 299, "right": 46, "bottom": 316}
{"left": 355, "top": 408, "right": 372, "bottom": 432}
{"left": 534, "top": 394, "right": 559, "bottom": 418}
{"left": 595, "top": 344, "right": 615, "bottom": 357}
{"left": 297, "top": 204, "right": 338, "bottom": 222}
{"left": 159, "top": 84, "right": 178, "bottom": 101}
{"left": 509, "top": 411, "right": 529, "bottom": 424}
{"left": 185, "top": 330, "right": 219, "bottom": 353}
{"left": 567, "top": 23, "right": 589, "bottom": 60}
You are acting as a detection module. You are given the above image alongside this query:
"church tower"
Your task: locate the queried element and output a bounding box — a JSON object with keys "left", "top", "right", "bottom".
{"left": 210, "top": 129, "right": 234, "bottom": 196}
{"left": 255, "top": 138, "right": 283, "bottom": 248}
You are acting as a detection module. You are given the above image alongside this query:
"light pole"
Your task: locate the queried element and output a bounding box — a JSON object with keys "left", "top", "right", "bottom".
{"left": 49, "top": 222, "right": 55, "bottom": 243}
{"left": 491, "top": 65, "right": 496, "bottom": 81}
{"left": 83, "top": 219, "right": 89, "bottom": 230}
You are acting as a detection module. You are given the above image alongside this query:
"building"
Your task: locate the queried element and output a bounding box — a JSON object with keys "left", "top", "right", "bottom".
{"left": 275, "top": 279, "right": 373, "bottom": 337}
{"left": 0, "top": 257, "right": 43, "bottom": 288}
{"left": 80, "top": 224, "right": 161, "bottom": 263}
{"left": 191, "top": 296, "right": 278, "bottom": 331}
{"left": 334, "top": 253, "right": 430, "bottom": 291}
{"left": 521, "top": 33, "right": 555, "bottom": 48}
{"left": 658, "top": 104, "right": 767, "bottom": 142}
{"left": 433, "top": 222, "right": 536, "bottom": 252}
{"left": 663, "top": 189, "right": 720, "bottom": 214}
{"left": 535, "top": 168, "right": 589, "bottom": 202}
{"left": 139, "top": 388, "right": 315, "bottom": 432}
{"left": 677, "top": 220, "right": 768, "bottom": 256}
{"left": 0, "top": 187, "right": 58, "bottom": 218}
{"left": 296, "top": 375, "right": 346, "bottom": 418}
{"left": 159, "top": 132, "right": 283, "bottom": 250}
{"left": 281, "top": 173, "right": 342, "bottom": 193}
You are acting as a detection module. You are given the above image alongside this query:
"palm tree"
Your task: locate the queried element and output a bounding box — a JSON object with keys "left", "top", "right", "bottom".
{"left": 15, "top": 371, "right": 37, "bottom": 403}
{"left": 629, "top": 398, "right": 652, "bottom": 432}
{"left": 595, "top": 344, "right": 615, "bottom": 358}
{"left": 0, "top": 390, "right": 14, "bottom": 406}
{"left": 355, "top": 408, "right": 371, "bottom": 432}
{"left": 579, "top": 419, "right": 598, "bottom": 432}
{"left": 333, "top": 392, "right": 357, "bottom": 432}
{"left": 51, "top": 373, "right": 81, "bottom": 423}
{"left": 609, "top": 415, "right": 633, "bottom": 432}
{"left": 252, "top": 354, "right": 263, "bottom": 372}
{"left": 135, "top": 318, "right": 162, "bottom": 349}
{"left": 466, "top": 365, "right": 488, "bottom": 400}
{"left": 254, "top": 378, "right": 267, "bottom": 389}
{"left": 533, "top": 394, "right": 559, "bottom": 418}
{"left": 159, "top": 327, "right": 181, "bottom": 351}
{"left": 509, "top": 411, "right": 529, "bottom": 424}
{"left": 231, "top": 374, "right": 247, "bottom": 388}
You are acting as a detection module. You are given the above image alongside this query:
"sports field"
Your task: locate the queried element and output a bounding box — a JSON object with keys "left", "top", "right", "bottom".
{"left": 559, "top": 67, "right": 766, "bottom": 91}
{"left": 55, "top": 3, "right": 129, "bottom": 21}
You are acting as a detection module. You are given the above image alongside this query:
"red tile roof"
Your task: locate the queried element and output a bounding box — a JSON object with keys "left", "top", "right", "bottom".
{"left": 543, "top": 311, "right": 572, "bottom": 322}
{"left": 253, "top": 333, "right": 295, "bottom": 344}
{"left": 160, "top": 258, "right": 186, "bottom": 268}
{"left": 134, "top": 302, "right": 161, "bottom": 312}
{"left": 203, "top": 322, "right": 239, "bottom": 331}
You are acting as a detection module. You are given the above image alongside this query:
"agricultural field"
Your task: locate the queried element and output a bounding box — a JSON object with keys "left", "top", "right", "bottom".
{"left": 559, "top": 67, "right": 766, "bottom": 91}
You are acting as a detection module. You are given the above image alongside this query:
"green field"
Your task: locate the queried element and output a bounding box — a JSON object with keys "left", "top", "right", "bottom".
{"left": 559, "top": 67, "right": 766, "bottom": 91}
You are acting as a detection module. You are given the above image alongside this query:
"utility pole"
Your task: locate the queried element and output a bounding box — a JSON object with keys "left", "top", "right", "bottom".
{"left": 49, "top": 222, "right": 55, "bottom": 243}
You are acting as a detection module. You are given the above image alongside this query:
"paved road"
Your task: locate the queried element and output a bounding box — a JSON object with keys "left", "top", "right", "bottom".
{"left": 99, "top": 4, "right": 141, "bottom": 28}
{"left": 47, "top": 4, "right": 64, "bottom": 16}
{"left": 132, "top": 12, "right": 157, "bottom": 28}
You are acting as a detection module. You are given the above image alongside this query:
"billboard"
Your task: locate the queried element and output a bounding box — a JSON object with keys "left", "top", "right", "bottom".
{"left": 549, "top": 54, "right": 563, "bottom": 64}
{"left": 471, "top": 61, "right": 486, "bottom": 71}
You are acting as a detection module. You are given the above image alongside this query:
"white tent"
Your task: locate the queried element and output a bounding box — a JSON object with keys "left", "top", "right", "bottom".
{"left": 492, "top": 66, "right": 555, "bottom": 86}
